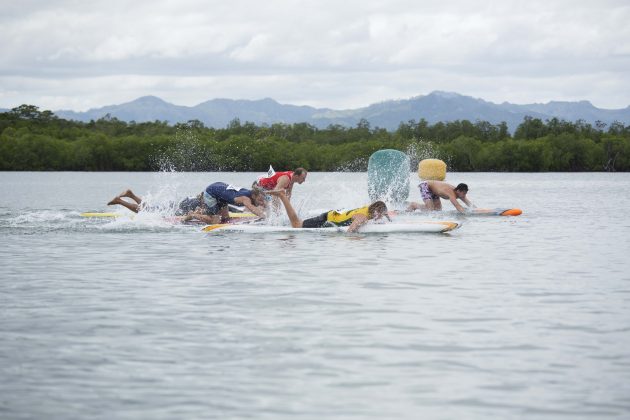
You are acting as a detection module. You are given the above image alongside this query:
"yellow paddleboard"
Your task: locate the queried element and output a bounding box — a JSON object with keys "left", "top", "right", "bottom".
{"left": 80, "top": 212, "right": 257, "bottom": 218}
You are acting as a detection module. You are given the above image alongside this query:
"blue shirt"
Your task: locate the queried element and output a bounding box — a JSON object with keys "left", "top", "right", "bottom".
{"left": 205, "top": 182, "right": 252, "bottom": 206}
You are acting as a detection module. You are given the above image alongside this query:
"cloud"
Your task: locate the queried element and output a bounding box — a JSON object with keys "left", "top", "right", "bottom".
{"left": 1, "top": 0, "right": 629, "bottom": 110}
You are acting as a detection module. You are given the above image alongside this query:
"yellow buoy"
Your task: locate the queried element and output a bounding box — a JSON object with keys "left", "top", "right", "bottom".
{"left": 418, "top": 159, "right": 446, "bottom": 180}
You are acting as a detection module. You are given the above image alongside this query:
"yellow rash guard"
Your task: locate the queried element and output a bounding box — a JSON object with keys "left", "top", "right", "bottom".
{"left": 326, "top": 206, "right": 369, "bottom": 226}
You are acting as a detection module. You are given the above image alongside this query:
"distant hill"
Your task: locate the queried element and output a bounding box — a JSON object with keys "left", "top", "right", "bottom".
{"left": 52, "top": 91, "right": 630, "bottom": 133}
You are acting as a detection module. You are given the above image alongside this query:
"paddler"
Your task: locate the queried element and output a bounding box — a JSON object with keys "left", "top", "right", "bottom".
{"left": 107, "top": 182, "right": 267, "bottom": 223}
{"left": 407, "top": 180, "right": 474, "bottom": 213}
{"left": 268, "top": 190, "right": 389, "bottom": 233}
{"left": 254, "top": 167, "right": 307, "bottom": 200}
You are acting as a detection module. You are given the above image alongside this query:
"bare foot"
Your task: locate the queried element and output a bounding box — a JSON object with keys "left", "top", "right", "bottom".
{"left": 119, "top": 189, "right": 133, "bottom": 198}
{"left": 107, "top": 196, "right": 123, "bottom": 206}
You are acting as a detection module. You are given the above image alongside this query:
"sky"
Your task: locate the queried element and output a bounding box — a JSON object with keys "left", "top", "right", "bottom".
{"left": 1, "top": 0, "right": 629, "bottom": 111}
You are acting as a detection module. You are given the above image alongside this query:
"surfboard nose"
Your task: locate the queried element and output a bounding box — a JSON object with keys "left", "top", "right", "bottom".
{"left": 501, "top": 208, "right": 522, "bottom": 216}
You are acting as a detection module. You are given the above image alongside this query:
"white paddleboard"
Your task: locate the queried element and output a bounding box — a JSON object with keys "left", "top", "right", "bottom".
{"left": 398, "top": 208, "right": 522, "bottom": 217}
{"left": 202, "top": 220, "right": 460, "bottom": 234}
{"left": 80, "top": 211, "right": 256, "bottom": 219}
{"left": 467, "top": 208, "right": 522, "bottom": 216}
{"left": 444, "top": 208, "right": 522, "bottom": 216}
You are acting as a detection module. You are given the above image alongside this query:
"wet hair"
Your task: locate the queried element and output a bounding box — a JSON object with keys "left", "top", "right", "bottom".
{"left": 367, "top": 201, "right": 388, "bottom": 219}
{"left": 455, "top": 183, "right": 468, "bottom": 193}
{"left": 293, "top": 167, "right": 307, "bottom": 176}
{"left": 250, "top": 185, "right": 265, "bottom": 204}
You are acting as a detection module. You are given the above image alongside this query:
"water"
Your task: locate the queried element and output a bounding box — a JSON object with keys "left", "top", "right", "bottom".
{"left": 1, "top": 171, "right": 629, "bottom": 419}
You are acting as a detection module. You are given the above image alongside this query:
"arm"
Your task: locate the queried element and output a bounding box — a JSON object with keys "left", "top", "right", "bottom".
{"left": 275, "top": 175, "right": 291, "bottom": 199}
{"left": 346, "top": 214, "right": 368, "bottom": 233}
{"left": 234, "top": 196, "right": 266, "bottom": 217}
{"left": 182, "top": 212, "right": 221, "bottom": 224}
{"left": 449, "top": 195, "right": 467, "bottom": 213}
{"left": 461, "top": 196, "right": 475, "bottom": 208}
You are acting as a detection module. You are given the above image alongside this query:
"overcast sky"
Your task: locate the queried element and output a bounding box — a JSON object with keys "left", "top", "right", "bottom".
{"left": 1, "top": 0, "right": 629, "bottom": 111}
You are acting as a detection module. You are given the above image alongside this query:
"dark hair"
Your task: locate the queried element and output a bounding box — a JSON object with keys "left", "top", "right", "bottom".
{"left": 455, "top": 183, "right": 468, "bottom": 192}
{"left": 367, "top": 201, "right": 388, "bottom": 219}
{"left": 294, "top": 167, "right": 307, "bottom": 176}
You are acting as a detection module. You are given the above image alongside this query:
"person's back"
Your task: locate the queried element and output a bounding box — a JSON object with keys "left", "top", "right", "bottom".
{"left": 204, "top": 181, "right": 267, "bottom": 219}
{"left": 257, "top": 171, "right": 294, "bottom": 190}
{"left": 206, "top": 182, "right": 252, "bottom": 205}
{"left": 325, "top": 206, "right": 370, "bottom": 227}
{"left": 427, "top": 180, "right": 456, "bottom": 199}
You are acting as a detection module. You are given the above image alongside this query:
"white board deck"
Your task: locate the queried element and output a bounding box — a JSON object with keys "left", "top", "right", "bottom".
{"left": 398, "top": 208, "right": 522, "bottom": 217}
{"left": 80, "top": 212, "right": 256, "bottom": 219}
{"left": 202, "top": 220, "right": 461, "bottom": 234}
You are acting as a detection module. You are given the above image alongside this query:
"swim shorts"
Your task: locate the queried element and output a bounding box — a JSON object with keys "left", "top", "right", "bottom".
{"left": 302, "top": 212, "right": 329, "bottom": 228}
{"left": 419, "top": 181, "right": 439, "bottom": 201}
{"left": 202, "top": 191, "right": 222, "bottom": 214}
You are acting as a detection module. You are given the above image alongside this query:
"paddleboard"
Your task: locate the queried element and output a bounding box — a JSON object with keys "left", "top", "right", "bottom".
{"left": 80, "top": 211, "right": 257, "bottom": 219}
{"left": 466, "top": 208, "right": 522, "bottom": 216}
{"left": 396, "top": 208, "right": 522, "bottom": 217}
{"left": 80, "top": 212, "right": 121, "bottom": 217}
{"left": 202, "top": 220, "right": 461, "bottom": 234}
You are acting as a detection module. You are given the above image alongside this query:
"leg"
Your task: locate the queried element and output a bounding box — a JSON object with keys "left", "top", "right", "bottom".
{"left": 120, "top": 189, "right": 142, "bottom": 205}
{"left": 219, "top": 206, "right": 230, "bottom": 223}
{"left": 407, "top": 201, "right": 427, "bottom": 212}
{"left": 418, "top": 182, "right": 439, "bottom": 211}
{"left": 274, "top": 192, "right": 303, "bottom": 228}
{"left": 423, "top": 198, "right": 436, "bottom": 211}
{"left": 107, "top": 196, "right": 140, "bottom": 213}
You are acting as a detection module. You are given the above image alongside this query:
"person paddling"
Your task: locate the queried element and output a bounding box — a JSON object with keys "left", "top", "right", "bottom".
{"left": 269, "top": 190, "right": 389, "bottom": 233}
{"left": 407, "top": 180, "right": 474, "bottom": 213}
{"left": 255, "top": 167, "right": 307, "bottom": 200}
{"left": 107, "top": 182, "right": 267, "bottom": 223}
{"left": 198, "top": 182, "right": 266, "bottom": 223}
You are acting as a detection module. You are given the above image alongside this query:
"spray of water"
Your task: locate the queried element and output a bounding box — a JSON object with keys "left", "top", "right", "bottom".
{"left": 405, "top": 139, "right": 442, "bottom": 169}
{"left": 153, "top": 124, "right": 217, "bottom": 172}
{"left": 334, "top": 156, "right": 369, "bottom": 172}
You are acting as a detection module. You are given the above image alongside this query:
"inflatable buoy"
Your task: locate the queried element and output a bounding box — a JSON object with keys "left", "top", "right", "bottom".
{"left": 367, "top": 149, "right": 410, "bottom": 203}
{"left": 418, "top": 159, "right": 446, "bottom": 180}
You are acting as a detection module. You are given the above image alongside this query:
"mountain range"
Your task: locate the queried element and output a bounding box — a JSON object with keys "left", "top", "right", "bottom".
{"left": 35, "top": 91, "right": 630, "bottom": 133}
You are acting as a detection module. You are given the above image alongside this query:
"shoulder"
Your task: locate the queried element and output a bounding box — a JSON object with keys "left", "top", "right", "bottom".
{"left": 276, "top": 174, "right": 291, "bottom": 184}
{"left": 351, "top": 213, "right": 368, "bottom": 224}
{"left": 353, "top": 208, "right": 369, "bottom": 218}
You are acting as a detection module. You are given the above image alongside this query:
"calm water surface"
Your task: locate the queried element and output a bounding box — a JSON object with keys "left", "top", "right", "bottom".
{"left": 1, "top": 171, "right": 629, "bottom": 419}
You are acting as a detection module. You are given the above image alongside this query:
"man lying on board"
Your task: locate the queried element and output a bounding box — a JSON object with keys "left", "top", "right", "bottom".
{"left": 107, "top": 182, "right": 267, "bottom": 223}
{"left": 268, "top": 190, "right": 390, "bottom": 233}
{"left": 407, "top": 180, "right": 474, "bottom": 214}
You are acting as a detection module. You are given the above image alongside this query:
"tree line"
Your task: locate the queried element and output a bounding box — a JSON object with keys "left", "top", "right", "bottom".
{"left": 1, "top": 104, "right": 628, "bottom": 172}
